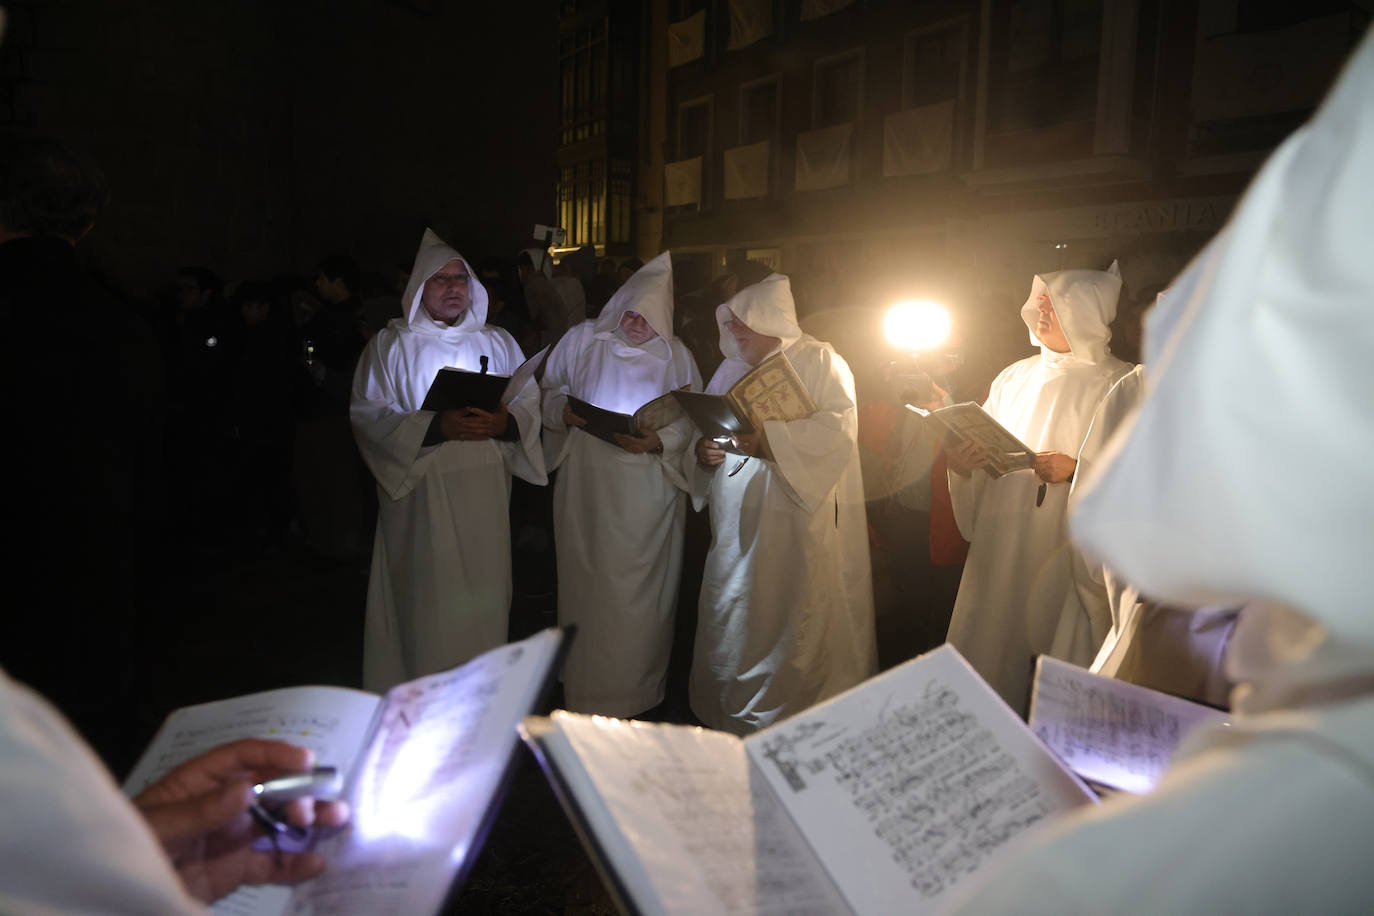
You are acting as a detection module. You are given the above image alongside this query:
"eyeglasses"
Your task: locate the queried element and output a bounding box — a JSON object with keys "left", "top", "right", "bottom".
{"left": 428, "top": 272, "right": 470, "bottom": 289}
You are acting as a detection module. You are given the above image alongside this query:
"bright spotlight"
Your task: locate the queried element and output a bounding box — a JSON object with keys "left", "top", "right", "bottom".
{"left": 884, "top": 299, "right": 951, "bottom": 353}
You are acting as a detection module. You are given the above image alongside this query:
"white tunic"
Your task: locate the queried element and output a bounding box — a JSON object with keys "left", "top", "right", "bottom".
{"left": 946, "top": 264, "right": 1132, "bottom": 714}
{"left": 540, "top": 253, "right": 701, "bottom": 716}
{"left": 352, "top": 230, "right": 545, "bottom": 692}
{"left": 951, "top": 30, "right": 1374, "bottom": 912}
{"left": 0, "top": 671, "right": 204, "bottom": 915}
{"left": 685, "top": 274, "right": 877, "bottom": 735}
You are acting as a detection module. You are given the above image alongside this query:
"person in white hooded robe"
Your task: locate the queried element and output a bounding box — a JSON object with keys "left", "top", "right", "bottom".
{"left": 1071, "top": 363, "right": 1238, "bottom": 707}
{"left": 948, "top": 28, "right": 1374, "bottom": 912}
{"left": 945, "top": 263, "right": 1133, "bottom": 713}
{"left": 685, "top": 273, "right": 877, "bottom": 735}
{"left": 540, "top": 252, "right": 701, "bottom": 716}
{"left": 351, "top": 229, "right": 545, "bottom": 692}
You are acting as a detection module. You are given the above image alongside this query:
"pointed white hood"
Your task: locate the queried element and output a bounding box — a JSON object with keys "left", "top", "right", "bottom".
{"left": 1019, "top": 261, "right": 1121, "bottom": 366}
{"left": 592, "top": 251, "right": 675, "bottom": 358}
{"left": 401, "top": 228, "right": 489, "bottom": 334}
{"left": 1071, "top": 33, "right": 1374, "bottom": 714}
{"left": 715, "top": 272, "right": 804, "bottom": 361}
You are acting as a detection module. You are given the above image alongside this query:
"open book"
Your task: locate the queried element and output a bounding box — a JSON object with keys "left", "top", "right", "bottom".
{"left": 905, "top": 402, "right": 1034, "bottom": 478}
{"left": 673, "top": 352, "right": 816, "bottom": 460}
{"left": 1028, "top": 655, "right": 1231, "bottom": 795}
{"left": 567, "top": 390, "right": 687, "bottom": 446}
{"left": 522, "top": 644, "right": 1095, "bottom": 915}
{"left": 420, "top": 345, "right": 550, "bottom": 412}
{"left": 123, "top": 629, "right": 567, "bottom": 916}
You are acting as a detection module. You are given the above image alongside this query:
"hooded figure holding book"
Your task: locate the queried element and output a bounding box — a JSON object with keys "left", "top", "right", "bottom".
{"left": 685, "top": 273, "right": 877, "bottom": 735}
{"left": 952, "top": 29, "right": 1374, "bottom": 911}
{"left": 945, "top": 262, "right": 1134, "bottom": 714}
{"left": 539, "top": 252, "right": 701, "bottom": 716}
{"left": 351, "top": 229, "right": 546, "bottom": 691}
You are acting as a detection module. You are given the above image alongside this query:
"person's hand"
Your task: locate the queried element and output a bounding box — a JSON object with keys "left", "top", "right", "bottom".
{"left": 441, "top": 403, "right": 510, "bottom": 441}
{"left": 614, "top": 429, "right": 663, "bottom": 455}
{"left": 731, "top": 411, "right": 766, "bottom": 458}
{"left": 911, "top": 380, "right": 949, "bottom": 413}
{"left": 1033, "top": 450, "right": 1077, "bottom": 484}
{"left": 946, "top": 437, "right": 994, "bottom": 477}
{"left": 696, "top": 436, "right": 726, "bottom": 469}
{"left": 562, "top": 402, "right": 587, "bottom": 428}
{"left": 132, "top": 739, "right": 350, "bottom": 904}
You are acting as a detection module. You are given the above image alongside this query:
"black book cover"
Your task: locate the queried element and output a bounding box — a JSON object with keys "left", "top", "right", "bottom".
{"left": 421, "top": 367, "right": 510, "bottom": 412}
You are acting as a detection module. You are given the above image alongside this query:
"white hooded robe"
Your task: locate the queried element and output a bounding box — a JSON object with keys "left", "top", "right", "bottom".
{"left": 684, "top": 274, "right": 877, "bottom": 735}
{"left": 949, "top": 29, "right": 1374, "bottom": 913}
{"left": 351, "top": 229, "right": 545, "bottom": 692}
{"left": 540, "top": 253, "right": 701, "bottom": 716}
{"left": 946, "top": 264, "right": 1133, "bottom": 713}
{"left": 1076, "top": 366, "right": 1238, "bottom": 707}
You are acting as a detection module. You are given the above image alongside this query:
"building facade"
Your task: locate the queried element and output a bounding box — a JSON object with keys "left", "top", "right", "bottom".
{"left": 640, "top": 0, "right": 1365, "bottom": 374}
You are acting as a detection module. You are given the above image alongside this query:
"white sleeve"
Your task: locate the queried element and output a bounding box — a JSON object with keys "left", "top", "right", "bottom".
{"left": 0, "top": 673, "right": 205, "bottom": 915}
{"left": 492, "top": 330, "right": 547, "bottom": 486}
{"left": 763, "top": 347, "right": 860, "bottom": 514}
{"left": 349, "top": 335, "right": 437, "bottom": 501}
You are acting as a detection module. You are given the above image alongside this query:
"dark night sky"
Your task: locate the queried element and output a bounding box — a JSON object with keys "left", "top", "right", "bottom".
{"left": 5, "top": 0, "right": 559, "bottom": 294}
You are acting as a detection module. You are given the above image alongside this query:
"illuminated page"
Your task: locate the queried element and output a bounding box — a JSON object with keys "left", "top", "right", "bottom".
{"left": 122, "top": 685, "right": 384, "bottom": 916}
{"left": 284, "top": 629, "right": 563, "bottom": 915}
{"left": 745, "top": 645, "right": 1094, "bottom": 915}
{"left": 536, "top": 713, "right": 851, "bottom": 915}
{"left": 730, "top": 352, "right": 817, "bottom": 423}
{"left": 1029, "top": 656, "right": 1231, "bottom": 794}
{"left": 909, "top": 403, "right": 1034, "bottom": 477}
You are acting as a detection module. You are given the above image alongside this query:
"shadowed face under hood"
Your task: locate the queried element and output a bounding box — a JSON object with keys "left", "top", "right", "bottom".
{"left": 593, "top": 251, "right": 675, "bottom": 348}
{"left": 715, "top": 272, "right": 803, "bottom": 362}
{"left": 402, "top": 228, "right": 489, "bottom": 332}
{"left": 1019, "top": 261, "right": 1122, "bottom": 366}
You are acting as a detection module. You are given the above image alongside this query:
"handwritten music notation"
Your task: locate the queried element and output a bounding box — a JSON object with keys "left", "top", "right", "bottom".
{"left": 758, "top": 679, "right": 1058, "bottom": 900}
{"left": 124, "top": 688, "right": 378, "bottom": 798}
{"left": 1029, "top": 657, "right": 1229, "bottom": 794}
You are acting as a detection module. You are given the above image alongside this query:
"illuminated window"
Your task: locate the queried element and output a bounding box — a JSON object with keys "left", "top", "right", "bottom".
{"left": 559, "top": 20, "right": 609, "bottom": 145}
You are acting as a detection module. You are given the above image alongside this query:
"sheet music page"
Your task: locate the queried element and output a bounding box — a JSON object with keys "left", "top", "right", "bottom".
{"left": 546, "top": 713, "right": 851, "bottom": 915}
{"left": 1029, "top": 656, "right": 1231, "bottom": 794}
{"left": 284, "top": 629, "right": 562, "bottom": 915}
{"left": 501, "top": 344, "right": 551, "bottom": 401}
{"left": 744, "top": 645, "right": 1094, "bottom": 915}
{"left": 918, "top": 403, "right": 1035, "bottom": 476}
{"left": 122, "top": 686, "right": 383, "bottom": 916}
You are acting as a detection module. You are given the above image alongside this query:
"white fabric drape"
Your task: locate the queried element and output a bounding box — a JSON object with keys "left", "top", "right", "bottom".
{"left": 352, "top": 229, "right": 546, "bottom": 692}
{"left": 949, "top": 29, "right": 1374, "bottom": 914}
{"left": 946, "top": 263, "right": 1132, "bottom": 714}
{"left": 668, "top": 10, "right": 706, "bottom": 67}
{"left": 882, "top": 100, "right": 955, "bottom": 177}
{"left": 727, "top": 0, "right": 772, "bottom": 51}
{"left": 723, "top": 140, "right": 770, "bottom": 199}
{"left": 541, "top": 254, "right": 702, "bottom": 716}
{"left": 664, "top": 157, "right": 703, "bottom": 207}
{"left": 684, "top": 274, "right": 876, "bottom": 734}
{"left": 795, "top": 122, "right": 853, "bottom": 191}
{"left": 800, "top": 0, "right": 855, "bottom": 21}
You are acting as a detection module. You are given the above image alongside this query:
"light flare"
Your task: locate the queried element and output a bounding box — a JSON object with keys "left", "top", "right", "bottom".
{"left": 883, "top": 299, "right": 951, "bottom": 353}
